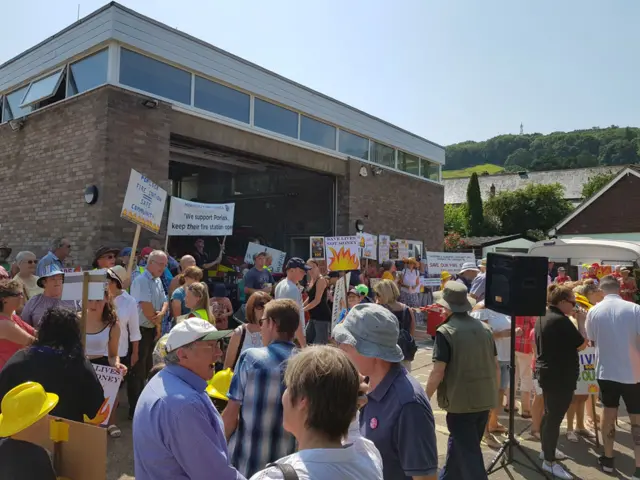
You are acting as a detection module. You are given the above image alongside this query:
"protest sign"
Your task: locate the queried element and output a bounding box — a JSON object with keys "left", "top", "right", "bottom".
{"left": 398, "top": 240, "right": 410, "bottom": 259}
{"left": 379, "top": 235, "right": 390, "bottom": 262}
{"left": 358, "top": 233, "right": 378, "bottom": 260}
{"left": 325, "top": 236, "right": 360, "bottom": 272}
{"left": 89, "top": 365, "right": 123, "bottom": 427}
{"left": 61, "top": 270, "right": 107, "bottom": 302}
{"left": 425, "top": 252, "right": 476, "bottom": 285}
{"left": 120, "top": 169, "right": 167, "bottom": 234}
{"left": 310, "top": 237, "right": 325, "bottom": 260}
{"left": 578, "top": 264, "right": 612, "bottom": 281}
{"left": 407, "top": 240, "right": 423, "bottom": 260}
{"left": 575, "top": 347, "right": 599, "bottom": 395}
{"left": 389, "top": 241, "right": 399, "bottom": 260}
{"left": 244, "top": 243, "right": 286, "bottom": 273}
{"left": 331, "top": 272, "right": 351, "bottom": 327}
{"left": 167, "top": 198, "right": 235, "bottom": 236}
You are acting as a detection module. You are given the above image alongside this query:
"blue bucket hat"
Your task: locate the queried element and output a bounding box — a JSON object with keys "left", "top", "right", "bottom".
{"left": 332, "top": 303, "right": 404, "bottom": 363}
{"left": 36, "top": 264, "right": 65, "bottom": 288}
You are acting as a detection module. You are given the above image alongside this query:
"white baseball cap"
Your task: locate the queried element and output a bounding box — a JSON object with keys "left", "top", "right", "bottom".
{"left": 165, "top": 318, "right": 232, "bottom": 353}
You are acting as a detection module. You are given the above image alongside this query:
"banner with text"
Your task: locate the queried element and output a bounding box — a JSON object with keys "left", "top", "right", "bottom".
{"left": 310, "top": 237, "right": 325, "bottom": 260}
{"left": 325, "top": 236, "right": 360, "bottom": 272}
{"left": 244, "top": 243, "right": 286, "bottom": 273}
{"left": 120, "top": 169, "right": 167, "bottom": 234}
{"left": 378, "top": 235, "right": 390, "bottom": 262}
{"left": 168, "top": 198, "right": 235, "bottom": 236}
{"left": 425, "top": 252, "right": 476, "bottom": 283}
{"left": 91, "top": 365, "right": 123, "bottom": 427}
{"left": 575, "top": 347, "right": 599, "bottom": 395}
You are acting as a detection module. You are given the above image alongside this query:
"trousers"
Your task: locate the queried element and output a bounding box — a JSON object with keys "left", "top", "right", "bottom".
{"left": 439, "top": 411, "right": 489, "bottom": 480}
{"left": 540, "top": 387, "right": 574, "bottom": 461}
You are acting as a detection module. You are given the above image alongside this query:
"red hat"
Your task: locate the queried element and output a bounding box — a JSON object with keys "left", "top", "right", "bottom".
{"left": 141, "top": 247, "right": 153, "bottom": 258}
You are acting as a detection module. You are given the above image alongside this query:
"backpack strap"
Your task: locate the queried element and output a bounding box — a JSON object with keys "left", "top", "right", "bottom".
{"left": 231, "top": 325, "right": 247, "bottom": 371}
{"left": 266, "top": 462, "right": 299, "bottom": 480}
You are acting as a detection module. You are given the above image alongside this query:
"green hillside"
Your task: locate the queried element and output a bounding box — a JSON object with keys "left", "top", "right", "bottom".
{"left": 441, "top": 164, "right": 504, "bottom": 179}
{"left": 445, "top": 126, "right": 640, "bottom": 173}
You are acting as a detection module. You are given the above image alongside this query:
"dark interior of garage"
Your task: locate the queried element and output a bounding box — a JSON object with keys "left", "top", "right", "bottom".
{"left": 167, "top": 135, "right": 335, "bottom": 262}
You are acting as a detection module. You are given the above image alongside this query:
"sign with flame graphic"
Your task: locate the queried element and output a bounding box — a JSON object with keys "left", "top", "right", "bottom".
{"left": 85, "top": 365, "right": 123, "bottom": 427}
{"left": 325, "top": 236, "right": 360, "bottom": 272}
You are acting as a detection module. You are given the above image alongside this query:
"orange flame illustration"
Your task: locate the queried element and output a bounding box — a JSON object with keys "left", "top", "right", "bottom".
{"left": 588, "top": 384, "right": 599, "bottom": 394}
{"left": 83, "top": 397, "right": 111, "bottom": 425}
{"left": 328, "top": 247, "right": 359, "bottom": 271}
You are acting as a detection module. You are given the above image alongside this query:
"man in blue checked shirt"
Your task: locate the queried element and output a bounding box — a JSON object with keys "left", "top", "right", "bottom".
{"left": 222, "top": 298, "right": 299, "bottom": 477}
{"left": 133, "top": 318, "right": 241, "bottom": 480}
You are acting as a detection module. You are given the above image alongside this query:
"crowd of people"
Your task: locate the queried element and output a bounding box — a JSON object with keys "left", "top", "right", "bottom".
{"left": 0, "top": 235, "right": 639, "bottom": 480}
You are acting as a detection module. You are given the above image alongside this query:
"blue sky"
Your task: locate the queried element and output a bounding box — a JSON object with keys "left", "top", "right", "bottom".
{"left": 2, "top": 0, "right": 639, "bottom": 146}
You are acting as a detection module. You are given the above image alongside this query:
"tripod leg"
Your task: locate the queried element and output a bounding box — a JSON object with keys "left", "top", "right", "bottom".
{"left": 514, "top": 444, "right": 551, "bottom": 479}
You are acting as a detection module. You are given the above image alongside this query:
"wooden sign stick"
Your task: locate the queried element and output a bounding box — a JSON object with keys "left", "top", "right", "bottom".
{"left": 127, "top": 225, "right": 142, "bottom": 276}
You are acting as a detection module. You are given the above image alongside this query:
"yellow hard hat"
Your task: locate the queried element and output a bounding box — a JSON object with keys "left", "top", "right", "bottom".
{"left": 206, "top": 368, "right": 233, "bottom": 401}
{"left": 441, "top": 271, "right": 451, "bottom": 280}
{"left": 0, "top": 382, "right": 58, "bottom": 437}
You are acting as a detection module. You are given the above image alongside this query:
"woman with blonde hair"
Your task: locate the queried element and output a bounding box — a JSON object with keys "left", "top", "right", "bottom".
{"left": 170, "top": 266, "right": 203, "bottom": 322}
{"left": 374, "top": 279, "right": 416, "bottom": 371}
{"left": 185, "top": 282, "right": 214, "bottom": 324}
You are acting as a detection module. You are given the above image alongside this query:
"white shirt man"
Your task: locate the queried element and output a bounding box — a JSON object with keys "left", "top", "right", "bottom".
{"left": 274, "top": 258, "right": 309, "bottom": 347}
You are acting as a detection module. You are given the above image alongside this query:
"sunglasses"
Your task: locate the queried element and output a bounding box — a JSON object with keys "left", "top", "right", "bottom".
{"left": 5, "top": 292, "right": 24, "bottom": 298}
{"left": 24, "top": 260, "right": 36, "bottom": 265}
{"left": 101, "top": 254, "right": 116, "bottom": 260}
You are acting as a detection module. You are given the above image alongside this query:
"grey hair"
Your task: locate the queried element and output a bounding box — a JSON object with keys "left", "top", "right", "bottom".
{"left": 148, "top": 250, "right": 168, "bottom": 263}
{"left": 164, "top": 340, "right": 197, "bottom": 364}
{"left": 180, "top": 255, "right": 196, "bottom": 266}
{"left": 16, "top": 251, "right": 36, "bottom": 263}
{"left": 599, "top": 275, "right": 621, "bottom": 293}
{"left": 51, "top": 237, "right": 67, "bottom": 251}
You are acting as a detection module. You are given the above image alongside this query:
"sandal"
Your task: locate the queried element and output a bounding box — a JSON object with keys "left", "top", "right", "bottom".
{"left": 566, "top": 430, "right": 579, "bottom": 443}
{"left": 525, "top": 431, "right": 541, "bottom": 441}
{"left": 491, "top": 423, "right": 508, "bottom": 434}
{"left": 107, "top": 425, "right": 121, "bottom": 438}
{"left": 577, "top": 429, "right": 596, "bottom": 439}
{"left": 483, "top": 433, "right": 502, "bottom": 449}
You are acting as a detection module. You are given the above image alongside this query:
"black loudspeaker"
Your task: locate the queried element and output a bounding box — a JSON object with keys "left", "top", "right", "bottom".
{"left": 485, "top": 253, "right": 548, "bottom": 316}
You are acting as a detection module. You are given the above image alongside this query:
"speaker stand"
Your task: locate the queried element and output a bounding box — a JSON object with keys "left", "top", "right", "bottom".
{"left": 486, "top": 319, "right": 550, "bottom": 479}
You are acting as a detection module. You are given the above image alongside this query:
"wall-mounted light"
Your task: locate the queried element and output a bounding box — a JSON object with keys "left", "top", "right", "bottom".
{"left": 372, "top": 167, "right": 383, "bottom": 176}
{"left": 355, "top": 219, "right": 365, "bottom": 232}
{"left": 84, "top": 185, "right": 99, "bottom": 205}
{"left": 9, "top": 119, "right": 24, "bottom": 131}
{"left": 141, "top": 98, "right": 159, "bottom": 109}
{"left": 359, "top": 166, "right": 368, "bottom": 177}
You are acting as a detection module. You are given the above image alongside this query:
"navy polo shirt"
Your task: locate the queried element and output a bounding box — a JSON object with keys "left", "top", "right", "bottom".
{"left": 359, "top": 364, "right": 438, "bottom": 479}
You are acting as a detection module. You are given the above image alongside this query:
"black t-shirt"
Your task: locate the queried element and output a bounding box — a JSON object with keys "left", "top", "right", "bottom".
{"left": 193, "top": 250, "right": 210, "bottom": 268}
{"left": 535, "top": 306, "right": 584, "bottom": 391}
{"left": 0, "top": 438, "right": 56, "bottom": 480}
{"left": 433, "top": 331, "right": 497, "bottom": 364}
{"left": 0, "top": 348, "right": 105, "bottom": 423}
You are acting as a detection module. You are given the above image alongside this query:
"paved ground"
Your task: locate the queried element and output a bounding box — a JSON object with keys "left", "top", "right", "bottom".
{"left": 107, "top": 337, "right": 638, "bottom": 479}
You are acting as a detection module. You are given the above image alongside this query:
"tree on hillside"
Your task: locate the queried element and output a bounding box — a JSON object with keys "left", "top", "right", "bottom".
{"left": 484, "top": 183, "right": 573, "bottom": 235}
{"left": 505, "top": 148, "right": 533, "bottom": 168}
{"left": 581, "top": 172, "right": 617, "bottom": 199}
{"left": 466, "top": 173, "right": 484, "bottom": 235}
{"left": 444, "top": 204, "right": 467, "bottom": 235}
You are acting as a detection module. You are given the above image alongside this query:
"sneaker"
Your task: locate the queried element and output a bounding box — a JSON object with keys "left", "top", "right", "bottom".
{"left": 539, "top": 449, "right": 567, "bottom": 461}
{"left": 542, "top": 461, "right": 572, "bottom": 479}
{"left": 482, "top": 433, "right": 502, "bottom": 449}
{"left": 598, "top": 455, "right": 615, "bottom": 473}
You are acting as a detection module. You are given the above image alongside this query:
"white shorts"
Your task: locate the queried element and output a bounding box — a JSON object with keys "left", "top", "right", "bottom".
{"left": 533, "top": 378, "right": 543, "bottom": 396}
{"left": 515, "top": 352, "right": 534, "bottom": 392}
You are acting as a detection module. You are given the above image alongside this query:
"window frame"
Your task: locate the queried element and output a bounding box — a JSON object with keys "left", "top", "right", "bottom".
{"left": 193, "top": 74, "right": 251, "bottom": 124}
{"left": 253, "top": 97, "right": 300, "bottom": 139}
{"left": 300, "top": 114, "right": 337, "bottom": 150}
{"left": 19, "top": 68, "right": 66, "bottom": 108}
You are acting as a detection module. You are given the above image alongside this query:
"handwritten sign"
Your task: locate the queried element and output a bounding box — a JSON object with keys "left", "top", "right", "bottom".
{"left": 310, "top": 237, "right": 325, "bottom": 260}
{"left": 120, "top": 169, "right": 167, "bottom": 234}
{"left": 325, "top": 236, "right": 360, "bottom": 272}
{"left": 575, "top": 347, "right": 599, "bottom": 395}
{"left": 379, "top": 235, "right": 390, "bottom": 262}
{"left": 91, "top": 365, "right": 123, "bottom": 427}
{"left": 168, "top": 198, "right": 235, "bottom": 236}
{"left": 244, "top": 243, "right": 286, "bottom": 273}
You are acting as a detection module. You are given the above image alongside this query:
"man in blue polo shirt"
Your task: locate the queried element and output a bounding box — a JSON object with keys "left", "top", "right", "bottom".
{"left": 334, "top": 303, "right": 438, "bottom": 480}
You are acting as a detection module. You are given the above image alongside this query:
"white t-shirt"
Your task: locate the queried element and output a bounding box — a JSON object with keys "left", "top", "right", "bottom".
{"left": 275, "top": 278, "right": 304, "bottom": 327}
{"left": 113, "top": 291, "right": 142, "bottom": 357}
{"left": 586, "top": 294, "right": 640, "bottom": 384}
{"left": 471, "top": 302, "right": 511, "bottom": 362}
{"left": 249, "top": 413, "right": 383, "bottom": 480}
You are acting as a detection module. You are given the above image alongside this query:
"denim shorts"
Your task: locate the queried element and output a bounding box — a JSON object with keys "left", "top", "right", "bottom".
{"left": 499, "top": 361, "right": 510, "bottom": 390}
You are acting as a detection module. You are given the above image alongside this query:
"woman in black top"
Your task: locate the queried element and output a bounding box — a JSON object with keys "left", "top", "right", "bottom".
{"left": 0, "top": 307, "right": 104, "bottom": 423}
{"left": 535, "top": 284, "right": 587, "bottom": 478}
{"left": 303, "top": 260, "right": 331, "bottom": 345}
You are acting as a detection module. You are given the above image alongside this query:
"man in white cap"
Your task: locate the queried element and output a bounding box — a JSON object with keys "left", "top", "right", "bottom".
{"left": 455, "top": 262, "right": 480, "bottom": 290}
{"left": 133, "top": 319, "right": 242, "bottom": 480}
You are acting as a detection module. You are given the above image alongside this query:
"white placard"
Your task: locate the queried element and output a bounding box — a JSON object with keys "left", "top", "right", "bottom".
{"left": 379, "top": 235, "right": 390, "bottom": 262}
{"left": 91, "top": 364, "right": 123, "bottom": 427}
{"left": 331, "top": 273, "right": 351, "bottom": 327}
{"left": 61, "top": 270, "right": 107, "bottom": 301}
{"left": 398, "top": 240, "right": 410, "bottom": 259}
{"left": 167, "top": 198, "right": 235, "bottom": 236}
{"left": 120, "top": 169, "right": 168, "bottom": 234}
{"left": 244, "top": 243, "right": 286, "bottom": 273}
{"left": 575, "top": 347, "right": 599, "bottom": 395}
{"left": 425, "top": 252, "right": 476, "bottom": 283}
{"left": 358, "top": 233, "right": 378, "bottom": 260}
{"left": 325, "top": 236, "right": 360, "bottom": 272}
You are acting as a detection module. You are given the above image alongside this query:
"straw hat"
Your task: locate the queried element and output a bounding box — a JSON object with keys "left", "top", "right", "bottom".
{"left": 206, "top": 368, "right": 233, "bottom": 401}
{"left": 0, "top": 382, "right": 58, "bottom": 437}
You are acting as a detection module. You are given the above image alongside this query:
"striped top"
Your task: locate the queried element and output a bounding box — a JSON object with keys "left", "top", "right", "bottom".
{"left": 227, "top": 341, "right": 297, "bottom": 477}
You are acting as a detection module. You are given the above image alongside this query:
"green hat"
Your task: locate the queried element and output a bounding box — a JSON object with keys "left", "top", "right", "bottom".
{"left": 355, "top": 284, "right": 369, "bottom": 296}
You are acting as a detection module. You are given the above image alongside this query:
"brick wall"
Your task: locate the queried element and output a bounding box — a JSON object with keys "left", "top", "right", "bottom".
{"left": 339, "top": 161, "right": 444, "bottom": 250}
{"left": 558, "top": 172, "right": 640, "bottom": 235}
{"left": 0, "top": 86, "right": 171, "bottom": 267}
